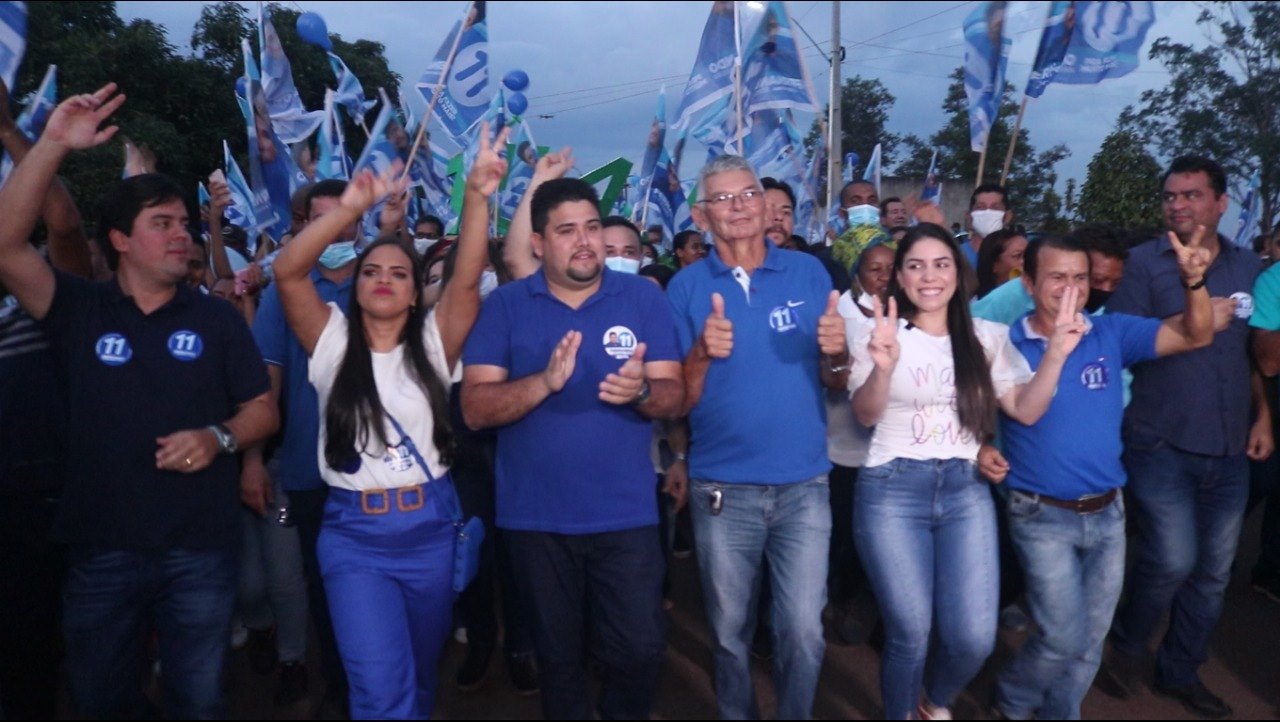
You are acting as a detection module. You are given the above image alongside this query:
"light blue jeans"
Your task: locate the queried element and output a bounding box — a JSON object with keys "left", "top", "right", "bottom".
{"left": 690, "top": 475, "right": 831, "bottom": 720}
{"left": 854, "top": 458, "right": 998, "bottom": 720}
{"left": 995, "top": 489, "right": 1126, "bottom": 720}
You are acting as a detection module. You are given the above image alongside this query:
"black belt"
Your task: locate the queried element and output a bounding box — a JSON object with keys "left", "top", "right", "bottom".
{"left": 1022, "top": 488, "right": 1118, "bottom": 515}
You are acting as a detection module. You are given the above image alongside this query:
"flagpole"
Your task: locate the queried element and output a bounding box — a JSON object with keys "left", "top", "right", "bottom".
{"left": 826, "top": 1, "right": 841, "bottom": 214}
{"left": 999, "top": 97, "right": 1028, "bottom": 186}
{"left": 402, "top": 0, "right": 474, "bottom": 184}
{"left": 975, "top": 135, "right": 990, "bottom": 189}
{"left": 733, "top": 1, "right": 745, "bottom": 155}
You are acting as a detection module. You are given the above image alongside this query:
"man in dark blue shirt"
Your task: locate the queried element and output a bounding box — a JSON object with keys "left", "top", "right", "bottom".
{"left": 1101, "top": 155, "right": 1272, "bottom": 719}
{"left": 0, "top": 85, "right": 278, "bottom": 718}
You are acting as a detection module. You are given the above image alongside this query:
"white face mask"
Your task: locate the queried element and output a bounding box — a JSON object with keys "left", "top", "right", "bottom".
{"left": 318, "top": 241, "right": 357, "bottom": 270}
{"left": 479, "top": 269, "right": 499, "bottom": 299}
{"left": 413, "top": 236, "right": 437, "bottom": 255}
{"left": 640, "top": 257, "right": 654, "bottom": 269}
{"left": 845, "top": 204, "right": 880, "bottom": 228}
{"left": 604, "top": 256, "right": 641, "bottom": 274}
{"left": 970, "top": 209, "right": 1006, "bottom": 238}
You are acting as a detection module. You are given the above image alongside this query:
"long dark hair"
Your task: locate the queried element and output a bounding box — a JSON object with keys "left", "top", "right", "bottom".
{"left": 324, "top": 238, "right": 455, "bottom": 471}
{"left": 889, "top": 223, "right": 998, "bottom": 442}
{"left": 974, "top": 228, "right": 1023, "bottom": 298}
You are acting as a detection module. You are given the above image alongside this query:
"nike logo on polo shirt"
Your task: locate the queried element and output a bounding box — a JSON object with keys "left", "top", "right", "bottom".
{"left": 786, "top": 300, "right": 805, "bottom": 308}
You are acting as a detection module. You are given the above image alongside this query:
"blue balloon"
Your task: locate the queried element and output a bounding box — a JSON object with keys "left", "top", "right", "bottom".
{"left": 234, "top": 76, "right": 248, "bottom": 98}
{"left": 502, "top": 69, "right": 530, "bottom": 92}
{"left": 295, "top": 12, "right": 332, "bottom": 51}
{"left": 506, "top": 91, "right": 528, "bottom": 116}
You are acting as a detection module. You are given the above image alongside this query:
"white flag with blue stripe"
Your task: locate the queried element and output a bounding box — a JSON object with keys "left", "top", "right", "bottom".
{"left": 328, "top": 52, "right": 376, "bottom": 121}
{"left": 258, "top": 6, "right": 323, "bottom": 143}
{"left": 862, "top": 143, "right": 881, "bottom": 196}
{"left": 0, "top": 62, "right": 53, "bottom": 187}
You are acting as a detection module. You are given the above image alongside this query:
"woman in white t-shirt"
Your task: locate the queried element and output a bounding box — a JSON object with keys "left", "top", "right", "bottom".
{"left": 270, "top": 128, "right": 507, "bottom": 719}
{"left": 848, "top": 223, "right": 1082, "bottom": 720}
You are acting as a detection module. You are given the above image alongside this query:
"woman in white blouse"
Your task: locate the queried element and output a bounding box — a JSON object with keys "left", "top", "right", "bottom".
{"left": 270, "top": 127, "right": 506, "bottom": 719}
{"left": 848, "top": 223, "right": 1083, "bottom": 720}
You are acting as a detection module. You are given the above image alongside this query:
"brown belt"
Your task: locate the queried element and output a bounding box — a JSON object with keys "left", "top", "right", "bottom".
{"left": 1028, "top": 488, "right": 1118, "bottom": 515}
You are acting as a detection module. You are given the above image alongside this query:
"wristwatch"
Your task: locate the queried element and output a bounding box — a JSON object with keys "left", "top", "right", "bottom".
{"left": 631, "top": 379, "right": 652, "bottom": 406}
{"left": 207, "top": 424, "right": 239, "bottom": 455}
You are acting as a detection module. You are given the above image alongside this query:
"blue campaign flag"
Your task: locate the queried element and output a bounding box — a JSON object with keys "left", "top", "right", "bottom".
{"left": 328, "top": 51, "right": 376, "bottom": 121}
{"left": 415, "top": 0, "right": 491, "bottom": 140}
{"left": 842, "top": 152, "right": 857, "bottom": 184}
{"left": 862, "top": 143, "right": 882, "bottom": 196}
{"left": 1025, "top": 1, "right": 1155, "bottom": 98}
{"left": 223, "top": 140, "right": 264, "bottom": 238}
{"left": 963, "top": 1, "right": 1011, "bottom": 152}
{"left": 499, "top": 118, "right": 537, "bottom": 222}
{"left": 0, "top": 2, "right": 25, "bottom": 92}
{"left": 0, "top": 63, "right": 53, "bottom": 187}
{"left": 315, "top": 89, "right": 351, "bottom": 181}
{"left": 1233, "top": 172, "right": 1262, "bottom": 248}
{"left": 744, "top": 109, "right": 804, "bottom": 189}
{"left": 740, "top": 1, "right": 818, "bottom": 116}
{"left": 258, "top": 7, "right": 323, "bottom": 143}
{"left": 239, "top": 40, "right": 284, "bottom": 241}
{"left": 921, "top": 149, "right": 941, "bottom": 204}
{"left": 197, "top": 181, "right": 211, "bottom": 236}
{"left": 796, "top": 136, "right": 825, "bottom": 243}
{"left": 672, "top": 1, "right": 736, "bottom": 138}
{"left": 637, "top": 87, "right": 668, "bottom": 220}
{"left": 352, "top": 94, "right": 397, "bottom": 176}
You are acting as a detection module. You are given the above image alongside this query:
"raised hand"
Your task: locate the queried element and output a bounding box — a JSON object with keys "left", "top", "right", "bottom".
{"left": 542, "top": 330, "right": 582, "bottom": 393}
{"left": 1169, "top": 224, "right": 1211, "bottom": 285}
{"left": 701, "top": 292, "right": 733, "bottom": 359}
{"left": 340, "top": 162, "right": 408, "bottom": 214}
{"left": 599, "top": 342, "right": 647, "bottom": 405}
{"left": 867, "top": 295, "right": 900, "bottom": 372}
{"left": 466, "top": 121, "right": 513, "bottom": 197}
{"left": 903, "top": 193, "right": 945, "bottom": 226}
{"left": 1046, "top": 284, "right": 1087, "bottom": 359}
{"left": 817, "top": 289, "right": 847, "bottom": 356}
{"left": 532, "top": 147, "right": 575, "bottom": 183}
{"left": 43, "top": 83, "right": 125, "bottom": 151}
{"left": 208, "top": 176, "right": 233, "bottom": 214}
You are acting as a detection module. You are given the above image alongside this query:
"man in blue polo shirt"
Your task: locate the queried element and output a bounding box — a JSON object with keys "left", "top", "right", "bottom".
{"left": 244, "top": 178, "right": 356, "bottom": 709}
{"left": 991, "top": 232, "right": 1213, "bottom": 721}
{"left": 0, "top": 85, "right": 278, "bottom": 718}
{"left": 461, "top": 178, "right": 684, "bottom": 720}
{"left": 1101, "top": 155, "right": 1273, "bottom": 719}
{"left": 666, "top": 154, "right": 848, "bottom": 720}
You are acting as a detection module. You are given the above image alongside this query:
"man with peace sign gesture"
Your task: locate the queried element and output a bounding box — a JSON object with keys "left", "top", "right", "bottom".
{"left": 1099, "top": 156, "right": 1269, "bottom": 719}
{"left": 988, "top": 228, "right": 1215, "bottom": 720}
{"left": 0, "top": 84, "right": 278, "bottom": 718}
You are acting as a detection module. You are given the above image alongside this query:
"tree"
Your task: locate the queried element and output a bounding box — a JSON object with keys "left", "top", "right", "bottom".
{"left": 1075, "top": 121, "right": 1164, "bottom": 231}
{"left": 804, "top": 76, "right": 899, "bottom": 193}
{"left": 895, "top": 67, "right": 1069, "bottom": 231}
{"left": 1132, "top": 2, "right": 1280, "bottom": 238}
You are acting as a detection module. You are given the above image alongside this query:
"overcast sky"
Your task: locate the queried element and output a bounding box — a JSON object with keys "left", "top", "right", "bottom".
{"left": 114, "top": 1, "right": 1216, "bottom": 205}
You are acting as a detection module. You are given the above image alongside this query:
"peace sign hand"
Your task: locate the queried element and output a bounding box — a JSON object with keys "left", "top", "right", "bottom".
{"left": 1046, "top": 284, "right": 1087, "bottom": 360}
{"left": 867, "top": 295, "right": 900, "bottom": 373}
{"left": 533, "top": 147, "right": 575, "bottom": 182}
{"left": 1169, "top": 224, "right": 1210, "bottom": 286}
{"left": 466, "top": 121, "right": 512, "bottom": 197}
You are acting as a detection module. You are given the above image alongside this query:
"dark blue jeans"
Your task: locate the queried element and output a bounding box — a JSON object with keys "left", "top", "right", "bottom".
{"left": 62, "top": 545, "right": 238, "bottom": 719}
{"left": 1112, "top": 427, "right": 1250, "bottom": 688}
{"left": 506, "top": 526, "right": 666, "bottom": 720}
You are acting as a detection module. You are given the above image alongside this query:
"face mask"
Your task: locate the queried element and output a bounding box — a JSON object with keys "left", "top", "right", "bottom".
{"left": 479, "top": 269, "right": 499, "bottom": 299}
{"left": 604, "top": 256, "right": 641, "bottom": 274}
{"left": 413, "top": 236, "right": 437, "bottom": 256}
{"left": 318, "top": 241, "right": 357, "bottom": 270}
{"left": 845, "top": 204, "right": 880, "bottom": 228}
{"left": 1085, "top": 288, "right": 1112, "bottom": 314}
{"left": 970, "top": 209, "right": 1005, "bottom": 238}
{"left": 640, "top": 257, "right": 654, "bottom": 269}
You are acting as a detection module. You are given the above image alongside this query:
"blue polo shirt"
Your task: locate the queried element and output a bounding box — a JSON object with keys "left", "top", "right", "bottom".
{"left": 1107, "top": 235, "right": 1260, "bottom": 456}
{"left": 463, "top": 268, "right": 680, "bottom": 534}
{"left": 1002, "top": 313, "right": 1160, "bottom": 498}
{"left": 39, "top": 271, "right": 270, "bottom": 550}
{"left": 667, "top": 241, "right": 831, "bottom": 484}
{"left": 253, "top": 270, "right": 353, "bottom": 491}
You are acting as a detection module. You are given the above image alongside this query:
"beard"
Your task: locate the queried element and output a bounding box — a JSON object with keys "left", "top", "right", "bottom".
{"left": 566, "top": 259, "right": 602, "bottom": 283}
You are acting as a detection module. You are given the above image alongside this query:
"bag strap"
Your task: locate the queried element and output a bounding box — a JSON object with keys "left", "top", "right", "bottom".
{"left": 385, "top": 412, "right": 462, "bottom": 522}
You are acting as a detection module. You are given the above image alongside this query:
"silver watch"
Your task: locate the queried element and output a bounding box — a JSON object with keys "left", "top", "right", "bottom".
{"left": 207, "top": 424, "right": 238, "bottom": 455}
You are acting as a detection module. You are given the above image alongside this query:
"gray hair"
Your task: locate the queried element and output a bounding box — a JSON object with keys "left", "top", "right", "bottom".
{"left": 698, "top": 154, "right": 759, "bottom": 199}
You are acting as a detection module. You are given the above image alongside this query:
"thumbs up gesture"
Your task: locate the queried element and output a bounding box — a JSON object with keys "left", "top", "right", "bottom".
{"left": 817, "top": 290, "right": 847, "bottom": 356}
{"left": 700, "top": 292, "right": 734, "bottom": 359}
{"left": 600, "top": 342, "right": 649, "bottom": 405}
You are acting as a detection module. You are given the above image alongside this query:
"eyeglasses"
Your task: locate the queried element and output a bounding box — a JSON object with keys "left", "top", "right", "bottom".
{"left": 699, "top": 189, "right": 765, "bottom": 207}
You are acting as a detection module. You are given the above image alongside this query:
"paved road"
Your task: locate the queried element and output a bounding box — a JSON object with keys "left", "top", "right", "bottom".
{"left": 203, "top": 506, "right": 1279, "bottom": 719}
